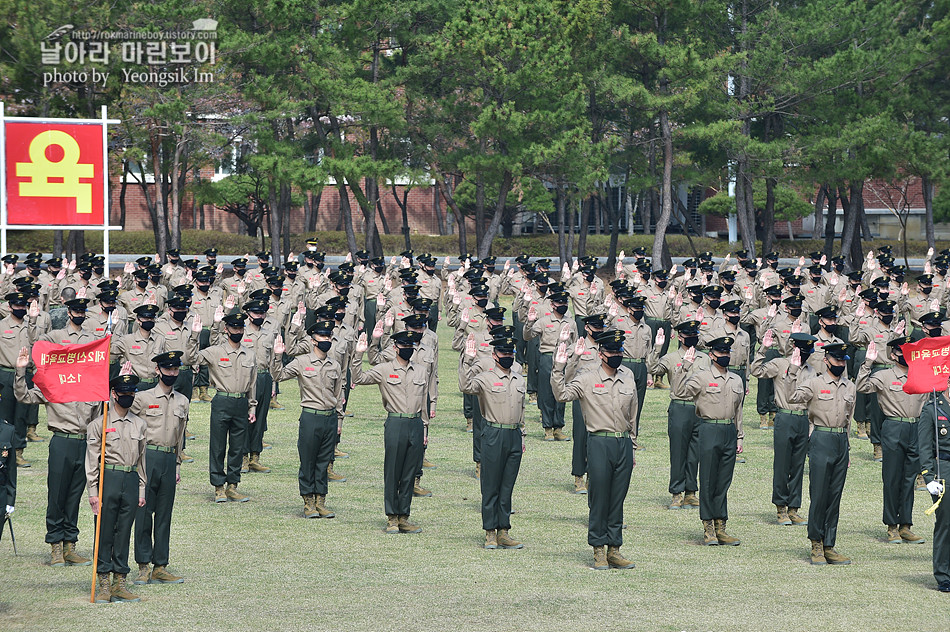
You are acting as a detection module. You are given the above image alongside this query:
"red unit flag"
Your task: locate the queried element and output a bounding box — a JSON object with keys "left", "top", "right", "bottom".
{"left": 31, "top": 336, "right": 111, "bottom": 403}
{"left": 900, "top": 336, "right": 950, "bottom": 394}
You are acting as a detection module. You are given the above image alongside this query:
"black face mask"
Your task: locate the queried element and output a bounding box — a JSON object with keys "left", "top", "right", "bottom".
{"left": 140, "top": 320, "right": 155, "bottom": 331}
{"left": 895, "top": 354, "right": 908, "bottom": 367}
{"left": 537, "top": 286, "right": 548, "bottom": 296}
{"left": 373, "top": 266, "right": 385, "bottom": 274}
{"left": 486, "top": 267, "right": 496, "bottom": 274}
{"left": 196, "top": 283, "right": 211, "bottom": 293}
{"left": 788, "top": 287, "right": 801, "bottom": 296}
{"left": 249, "top": 316, "right": 265, "bottom": 327}
{"left": 828, "top": 363, "right": 846, "bottom": 377}
{"left": 287, "top": 274, "right": 297, "bottom": 281}
{"left": 11, "top": 307, "right": 26, "bottom": 319}
{"left": 116, "top": 393, "right": 135, "bottom": 408}
{"left": 425, "top": 268, "right": 436, "bottom": 276}
{"left": 315, "top": 263, "right": 325, "bottom": 271}
{"left": 136, "top": 280, "right": 148, "bottom": 289}
{"left": 475, "top": 298, "right": 489, "bottom": 309}
{"left": 799, "top": 350, "right": 812, "bottom": 363}
{"left": 822, "top": 322, "right": 838, "bottom": 336}
{"left": 682, "top": 335, "right": 699, "bottom": 349}
{"left": 850, "top": 283, "right": 861, "bottom": 291}
{"left": 726, "top": 314, "right": 740, "bottom": 325}
{"left": 27, "top": 267, "right": 39, "bottom": 277}
{"left": 171, "top": 310, "right": 187, "bottom": 322}
{"left": 234, "top": 269, "right": 246, "bottom": 276}
{"left": 921, "top": 287, "right": 933, "bottom": 295}
{"left": 928, "top": 326, "right": 943, "bottom": 337}
{"left": 496, "top": 356, "right": 514, "bottom": 370}
{"left": 150, "top": 276, "right": 161, "bottom": 285}
{"left": 811, "top": 277, "right": 822, "bottom": 285}
{"left": 656, "top": 280, "right": 668, "bottom": 289}
{"left": 689, "top": 294, "right": 703, "bottom": 304}
{"left": 769, "top": 296, "right": 782, "bottom": 305}
{"left": 397, "top": 347, "right": 415, "bottom": 361}
{"left": 160, "top": 373, "right": 178, "bottom": 386}
{"left": 722, "top": 283, "right": 734, "bottom": 293}
{"left": 207, "top": 258, "right": 217, "bottom": 266}
{"left": 229, "top": 332, "right": 244, "bottom": 343}
{"left": 604, "top": 355, "right": 623, "bottom": 369}
{"left": 788, "top": 308, "right": 803, "bottom": 318}
{"left": 630, "top": 309, "right": 644, "bottom": 321}
{"left": 769, "top": 261, "right": 778, "bottom": 269}
{"left": 271, "top": 288, "right": 282, "bottom": 298}
{"left": 316, "top": 340, "right": 332, "bottom": 353}
{"left": 880, "top": 314, "right": 894, "bottom": 325}
{"left": 102, "top": 304, "right": 116, "bottom": 313}
{"left": 707, "top": 299, "right": 721, "bottom": 310}
{"left": 334, "top": 312, "right": 345, "bottom": 322}
{"left": 553, "top": 304, "right": 568, "bottom": 315}
{"left": 93, "top": 267, "right": 104, "bottom": 276}
{"left": 585, "top": 274, "right": 595, "bottom": 283}
{"left": 714, "top": 354, "right": 731, "bottom": 367}
{"left": 338, "top": 287, "right": 350, "bottom": 296}
{"left": 71, "top": 315, "right": 86, "bottom": 326}
{"left": 80, "top": 271, "right": 92, "bottom": 280}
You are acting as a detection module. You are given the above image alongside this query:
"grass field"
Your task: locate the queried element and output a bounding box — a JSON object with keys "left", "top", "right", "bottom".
{"left": 2, "top": 317, "right": 946, "bottom": 632}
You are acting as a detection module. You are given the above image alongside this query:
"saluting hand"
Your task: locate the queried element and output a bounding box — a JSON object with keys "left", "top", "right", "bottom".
{"left": 767, "top": 303, "right": 777, "bottom": 319}
{"left": 460, "top": 307, "right": 471, "bottom": 325}
{"left": 829, "top": 272, "right": 838, "bottom": 286}
{"left": 762, "top": 329, "right": 774, "bottom": 348}
{"left": 561, "top": 262, "right": 570, "bottom": 282}
{"left": 527, "top": 305, "right": 538, "bottom": 322}
{"left": 192, "top": 315, "right": 202, "bottom": 332}
{"left": 558, "top": 322, "right": 572, "bottom": 342}
{"left": 555, "top": 342, "right": 568, "bottom": 365}
{"left": 68, "top": 258, "right": 76, "bottom": 271}
{"left": 798, "top": 256, "right": 806, "bottom": 267}
{"left": 931, "top": 298, "right": 940, "bottom": 311}
{"left": 683, "top": 346, "right": 696, "bottom": 363}
{"left": 608, "top": 303, "right": 618, "bottom": 318}
{"left": 345, "top": 252, "right": 352, "bottom": 263}
{"left": 291, "top": 311, "right": 303, "bottom": 328}
{"left": 792, "top": 318, "right": 802, "bottom": 334}
{"left": 504, "top": 259, "right": 511, "bottom": 272}
{"left": 794, "top": 265, "right": 801, "bottom": 277}
{"left": 355, "top": 332, "right": 368, "bottom": 353}
{"left": 674, "top": 292, "right": 683, "bottom": 309}
{"left": 820, "top": 254, "right": 827, "bottom": 266}
{"left": 790, "top": 346, "right": 802, "bottom": 367}
{"left": 895, "top": 319, "right": 906, "bottom": 336}
{"left": 214, "top": 305, "right": 225, "bottom": 323}
{"left": 745, "top": 287, "right": 753, "bottom": 301}
{"left": 443, "top": 256, "right": 451, "bottom": 268}
{"left": 855, "top": 300, "right": 865, "bottom": 318}
{"left": 377, "top": 292, "right": 387, "bottom": 307}
{"left": 925, "top": 261, "right": 932, "bottom": 275}
{"left": 120, "top": 360, "right": 133, "bottom": 376}
{"left": 654, "top": 328, "right": 665, "bottom": 348}
{"left": 452, "top": 293, "right": 461, "bottom": 306}
{"left": 273, "top": 335, "right": 285, "bottom": 356}
{"left": 28, "top": 301, "right": 39, "bottom": 320}
{"left": 619, "top": 250, "right": 625, "bottom": 261}
{"left": 615, "top": 260, "right": 623, "bottom": 277}
{"left": 385, "top": 310, "right": 395, "bottom": 329}
{"left": 838, "top": 287, "right": 847, "bottom": 303}
{"left": 56, "top": 268, "right": 66, "bottom": 280}
{"left": 372, "top": 320, "right": 385, "bottom": 340}
{"left": 76, "top": 286, "right": 87, "bottom": 299}
{"left": 216, "top": 263, "right": 224, "bottom": 275}
{"left": 574, "top": 337, "right": 586, "bottom": 355}
{"left": 225, "top": 295, "right": 236, "bottom": 310}
{"left": 124, "top": 261, "right": 134, "bottom": 274}
{"left": 901, "top": 282, "right": 909, "bottom": 297}
{"left": 237, "top": 281, "right": 246, "bottom": 295}
{"left": 16, "top": 346, "right": 29, "bottom": 369}
{"left": 866, "top": 341, "right": 878, "bottom": 363}
{"left": 465, "top": 332, "right": 477, "bottom": 359}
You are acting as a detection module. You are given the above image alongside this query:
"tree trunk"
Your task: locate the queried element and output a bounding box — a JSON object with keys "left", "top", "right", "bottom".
{"left": 652, "top": 108, "right": 675, "bottom": 265}
{"left": 118, "top": 160, "right": 129, "bottom": 228}
{"left": 336, "top": 180, "right": 359, "bottom": 254}
{"left": 438, "top": 177, "right": 467, "bottom": 255}
{"left": 477, "top": 170, "right": 512, "bottom": 259}
{"left": 849, "top": 181, "right": 865, "bottom": 268}
{"left": 761, "top": 177, "right": 777, "bottom": 254}
{"left": 577, "top": 195, "right": 591, "bottom": 257}
{"left": 606, "top": 193, "right": 621, "bottom": 271}
{"left": 53, "top": 230, "right": 63, "bottom": 259}
{"left": 376, "top": 195, "right": 392, "bottom": 235}
{"left": 556, "top": 186, "right": 568, "bottom": 266}
{"left": 823, "top": 187, "right": 837, "bottom": 256}
{"left": 813, "top": 184, "right": 826, "bottom": 239}
{"left": 268, "top": 182, "right": 281, "bottom": 263}
{"left": 838, "top": 185, "right": 857, "bottom": 271}
{"left": 923, "top": 175, "right": 935, "bottom": 251}
{"left": 392, "top": 185, "right": 412, "bottom": 251}
{"left": 169, "top": 137, "right": 185, "bottom": 251}
{"left": 433, "top": 185, "right": 445, "bottom": 236}
{"left": 475, "top": 162, "right": 486, "bottom": 248}
{"left": 149, "top": 131, "right": 168, "bottom": 261}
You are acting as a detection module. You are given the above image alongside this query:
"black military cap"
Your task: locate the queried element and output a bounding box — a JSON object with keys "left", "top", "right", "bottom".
{"left": 266, "top": 274, "right": 286, "bottom": 286}
{"left": 312, "top": 305, "right": 335, "bottom": 320}
{"left": 399, "top": 249, "right": 414, "bottom": 258}
{"left": 231, "top": 258, "right": 248, "bottom": 268}
{"left": 917, "top": 274, "right": 934, "bottom": 285}
{"left": 720, "top": 299, "right": 742, "bottom": 313}
{"left": 11, "top": 277, "right": 31, "bottom": 289}
{"left": 354, "top": 249, "right": 369, "bottom": 260}
{"left": 24, "top": 283, "right": 41, "bottom": 297}
{"left": 708, "top": 336, "right": 735, "bottom": 352}
{"left": 24, "top": 251, "right": 43, "bottom": 260}
{"left": 46, "top": 257, "right": 63, "bottom": 267}
{"left": 764, "top": 284, "right": 784, "bottom": 296}
{"left": 243, "top": 300, "right": 269, "bottom": 314}
{"left": 652, "top": 268, "right": 669, "bottom": 279}
{"left": 790, "top": 333, "right": 817, "bottom": 351}
{"left": 5, "top": 292, "right": 28, "bottom": 305}
{"left": 306, "top": 238, "right": 319, "bottom": 247}
{"left": 166, "top": 295, "right": 189, "bottom": 310}
{"left": 632, "top": 247, "right": 648, "bottom": 256}
{"left": 223, "top": 313, "right": 247, "bottom": 327}
{"left": 76, "top": 262, "right": 92, "bottom": 272}
{"left": 682, "top": 258, "right": 696, "bottom": 268}
{"left": 846, "top": 270, "right": 864, "bottom": 281}
{"left": 329, "top": 272, "right": 352, "bottom": 286}
{"left": 743, "top": 259, "right": 758, "bottom": 270}
{"left": 167, "top": 248, "right": 181, "bottom": 257}
{"left": 183, "top": 259, "right": 200, "bottom": 270}
{"left": 703, "top": 285, "right": 724, "bottom": 297}
{"left": 815, "top": 306, "right": 838, "bottom": 319}
{"left": 400, "top": 272, "right": 419, "bottom": 283}
{"left": 152, "top": 351, "right": 184, "bottom": 368}
{"left": 97, "top": 290, "right": 119, "bottom": 302}
{"left": 887, "top": 335, "right": 914, "bottom": 350}
{"left": 549, "top": 291, "right": 570, "bottom": 304}
{"left": 143, "top": 265, "right": 161, "bottom": 277}
{"left": 783, "top": 296, "right": 805, "bottom": 310}
{"left": 482, "top": 256, "right": 497, "bottom": 266}
{"left": 111, "top": 374, "right": 139, "bottom": 392}
{"left": 402, "top": 314, "right": 428, "bottom": 329}
{"left": 172, "top": 284, "right": 194, "bottom": 296}
{"left": 489, "top": 325, "right": 516, "bottom": 339}
{"left": 920, "top": 311, "right": 945, "bottom": 326}
{"left": 133, "top": 256, "right": 152, "bottom": 268}
{"left": 873, "top": 299, "right": 897, "bottom": 313}
{"left": 248, "top": 289, "right": 271, "bottom": 302}
{"left": 622, "top": 296, "right": 646, "bottom": 309}
{"left": 193, "top": 271, "right": 212, "bottom": 283}
{"left": 307, "top": 320, "right": 336, "bottom": 337}
{"left": 203, "top": 247, "right": 218, "bottom": 257}
{"left": 608, "top": 279, "right": 628, "bottom": 290}
{"left": 338, "top": 262, "right": 356, "bottom": 274}
{"left": 258, "top": 266, "right": 280, "bottom": 277}
{"left": 535, "top": 258, "right": 552, "bottom": 268}
{"left": 65, "top": 298, "right": 89, "bottom": 310}
{"left": 858, "top": 287, "right": 880, "bottom": 301}
{"left": 283, "top": 260, "right": 299, "bottom": 272}
{"left": 614, "top": 288, "right": 635, "bottom": 301}
{"left": 808, "top": 251, "right": 823, "bottom": 260}
{"left": 548, "top": 282, "right": 567, "bottom": 295}
{"left": 765, "top": 251, "right": 779, "bottom": 260}
{"left": 79, "top": 252, "right": 96, "bottom": 263}
{"left": 469, "top": 284, "right": 489, "bottom": 297}
{"left": 485, "top": 306, "right": 507, "bottom": 321}
{"left": 785, "top": 275, "right": 803, "bottom": 286}
{"left": 831, "top": 255, "right": 846, "bottom": 264}
{"left": 490, "top": 336, "right": 517, "bottom": 352}
{"left": 719, "top": 270, "right": 736, "bottom": 282}
{"left": 256, "top": 251, "right": 271, "bottom": 259}
{"left": 392, "top": 330, "right": 422, "bottom": 346}
{"left": 878, "top": 245, "right": 893, "bottom": 254}
{"left": 514, "top": 254, "right": 530, "bottom": 264}
{"left": 675, "top": 320, "right": 702, "bottom": 334}
{"left": 823, "top": 342, "right": 849, "bottom": 360}
{"left": 698, "top": 261, "right": 714, "bottom": 271}
{"left": 402, "top": 283, "right": 421, "bottom": 295}
{"left": 311, "top": 252, "right": 326, "bottom": 262}
{"left": 595, "top": 329, "right": 626, "bottom": 352}
{"left": 410, "top": 297, "right": 434, "bottom": 312}
{"left": 807, "top": 265, "right": 824, "bottom": 275}
{"left": 97, "top": 279, "right": 119, "bottom": 292}
{"left": 324, "top": 296, "right": 347, "bottom": 311}
{"left": 735, "top": 249, "right": 749, "bottom": 259}
{"left": 134, "top": 304, "right": 160, "bottom": 318}
{"left": 583, "top": 314, "right": 608, "bottom": 328}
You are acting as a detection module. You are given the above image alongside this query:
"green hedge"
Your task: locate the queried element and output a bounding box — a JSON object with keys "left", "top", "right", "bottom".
{"left": 5, "top": 229, "right": 944, "bottom": 259}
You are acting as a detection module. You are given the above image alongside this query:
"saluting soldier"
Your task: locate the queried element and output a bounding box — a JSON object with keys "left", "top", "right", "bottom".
{"left": 351, "top": 329, "right": 428, "bottom": 534}
{"left": 87, "top": 374, "right": 148, "bottom": 604}
{"left": 111, "top": 304, "right": 166, "bottom": 390}
{"left": 552, "top": 330, "right": 638, "bottom": 570}
{"left": 856, "top": 336, "right": 928, "bottom": 544}
{"left": 917, "top": 390, "right": 950, "bottom": 592}
{"left": 194, "top": 312, "right": 258, "bottom": 503}
{"left": 272, "top": 319, "right": 344, "bottom": 519}
{"left": 524, "top": 290, "right": 577, "bottom": 441}
{"left": 130, "top": 351, "right": 190, "bottom": 586}
{"left": 459, "top": 332, "right": 526, "bottom": 550}
{"left": 0, "top": 292, "right": 41, "bottom": 468}
{"left": 787, "top": 342, "right": 855, "bottom": 566}
{"left": 190, "top": 270, "right": 224, "bottom": 402}
{"left": 564, "top": 314, "right": 607, "bottom": 494}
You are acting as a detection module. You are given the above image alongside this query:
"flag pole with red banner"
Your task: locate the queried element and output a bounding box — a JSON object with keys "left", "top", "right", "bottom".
{"left": 88, "top": 330, "right": 111, "bottom": 603}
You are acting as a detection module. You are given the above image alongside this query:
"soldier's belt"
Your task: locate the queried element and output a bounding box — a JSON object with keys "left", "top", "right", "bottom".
{"left": 813, "top": 426, "right": 846, "bottom": 434}
{"left": 387, "top": 412, "right": 422, "bottom": 419}
{"left": 776, "top": 408, "right": 807, "bottom": 417}
{"left": 0, "top": 366, "right": 15, "bottom": 373}
{"left": 53, "top": 431, "right": 86, "bottom": 440}
{"left": 624, "top": 358, "right": 644, "bottom": 364}
{"left": 486, "top": 421, "right": 521, "bottom": 429}
{"left": 104, "top": 464, "right": 137, "bottom": 472}
{"left": 645, "top": 317, "right": 666, "bottom": 324}
{"left": 257, "top": 368, "right": 270, "bottom": 374}
{"left": 138, "top": 379, "right": 157, "bottom": 386}
{"left": 147, "top": 445, "right": 176, "bottom": 453}
{"left": 728, "top": 365, "right": 745, "bottom": 371}
{"left": 885, "top": 416, "right": 918, "bottom": 423}
{"left": 302, "top": 407, "right": 335, "bottom": 416}
{"left": 701, "top": 419, "right": 733, "bottom": 424}
{"left": 670, "top": 399, "right": 695, "bottom": 407}
{"left": 589, "top": 430, "right": 629, "bottom": 438}
{"left": 215, "top": 391, "right": 247, "bottom": 398}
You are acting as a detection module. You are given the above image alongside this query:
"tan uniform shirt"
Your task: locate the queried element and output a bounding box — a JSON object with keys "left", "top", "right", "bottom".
{"left": 459, "top": 359, "right": 526, "bottom": 428}
{"left": 749, "top": 346, "right": 814, "bottom": 411}
{"left": 855, "top": 363, "right": 927, "bottom": 419}
{"left": 85, "top": 304, "right": 129, "bottom": 338}
{"left": 130, "top": 386, "right": 189, "bottom": 475}
{"left": 85, "top": 402, "right": 147, "bottom": 498}
{"left": 0, "top": 315, "right": 39, "bottom": 368}
{"left": 153, "top": 317, "right": 201, "bottom": 365}
{"left": 610, "top": 313, "right": 652, "bottom": 360}
{"left": 111, "top": 330, "right": 167, "bottom": 381}
{"left": 524, "top": 313, "right": 577, "bottom": 354}
{"left": 15, "top": 367, "right": 101, "bottom": 434}
{"left": 351, "top": 353, "right": 429, "bottom": 416}
{"left": 679, "top": 363, "right": 746, "bottom": 438}
{"left": 648, "top": 346, "right": 711, "bottom": 400}
{"left": 787, "top": 364, "right": 856, "bottom": 430}
{"left": 551, "top": 362, "right": 638, "bottom": 441}
{"left": 272, "top": 352, "right": 344, "bottom": 421}
{"left": 41, "top": 324, "right": 98, "bottom": 346}
{"left": 195, "top": 343, "right": 258, "bottom": 407}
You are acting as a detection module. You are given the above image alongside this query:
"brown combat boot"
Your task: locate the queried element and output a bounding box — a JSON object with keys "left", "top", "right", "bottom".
{"left": 497, "top": 529, "right": 524, "bottom": 549}
{"left": 422, "top": 456, "right": 435, "bottom": 469}
{"left": 484, "top": 529, "right": 498, "bottom": 549}
{"left": 413, "top": 477, "right": 433, "bottom": 497}
{"left": 198, "top": 386, "right": 213, "bottom": 402}
{"left": 702, "top": 520, "right": 718, "bottom": 546}
{"left": 872, "top": 444, "right": 883, "bottom": 462}
{"left": 654, "top": 376, "right": 669, "bottom": 389}
{"left": 185, "top": 426, "right": 196, "bottom": 440}
{"left": 241, "top": 454, "right": 250, "bottom": 473}
{"left": 787, "top": 508, "right": 807, "bottom": 525}
{"left": 63, "top": 542, "right": 91, "bottom": 566}
{"left": 669, "top": 493, "right": 684, "bottom": 510}
{"left": 26, "top": 425, "right": 44, "bottom": 442}
{"left": 397, "top": 515, "right": 422, "bottom": 534}
{"left": 810, "top": 540, "right": 827, "bottom": 565}
{"left": 328, "top": 463, "right": 346, "bottom": 482}
{"left": 336, "top": 446, "right": 350, "bottom": 459}
{"left": 180, "top": 452, "right": 194, "bottom": 463}
{"left": 886, "top": 524, "right": 901, "bottom": 543}
{"left": 315, "top": 494, "right": 335, "bottom": 518}
{"left": 225, "top": 483, "right": 248, "bottom": 502}
{"left": 303, "top": 494, "right": 319, "bottom": 518}
{"left": 574, "top": 476, "right": 588, "bottom": 495}
{"left": 94, "top": 573, "right": 112, "bottom": 603}
{"left": 465, "top": 418, "right": 473, "bottom": 433}
{"left": 191, "top": 386, "right": 200, "bottom": 401}
{"left": 856, "top": 421, "right": 869, "bottom": 440}
{"left": 607, "top": 545, "right": 635, "bottom": 569}
{"left": 823, "top": 546, "right": 851, "bottom": 565}
{"left": 553, "top": 428, "right": 570, "bottom": 441}
{"left": 134, "top": 563, "right": 151, "bottom": 585}
{"left": 776, "top": 505, "right": 792, "bottom": 525}
{"left": 544, "top": 428, "right": 555, "bottom": 441}
{"left": 149, "top": 565, "right": 183, "bottom": 584}
{"left": 15, "top": 448, "right": 30, "bottom": 468}
{"left": 592, "top": 545, "right": 609, "bottom": 570}
{"left": 683, "top": 491, "right": 700, "bottom": 507}
{"left": 899, "top": 524, "right": 925, "bottom": 544}
{"left": 248, "top": 452, "right": 271, "bottom": 473}
{"left": 759, "top": 414, "right": 769, "bottom": 430}
{"left": 385, "top": 515, "right": 400, "bottom": 534}
{"left": 767, "top": 412, "right": 775, "bottom": 428}
{"left": 214, "top": 485, "right": 227, "bottom": 503}
{"left": 110, "top": 573, "right": 141, "bottom": 602}
{"left": 269, "top": 398, "right": 284, "bottom": 410}
{"left": 50, "top": 542, "right": 66, "bottom": 567}
{"left": 475, "top": 463, "right": 481, "bottom": 479}
{"left": 715, "top": 519, "right": 740, "bottom": 546}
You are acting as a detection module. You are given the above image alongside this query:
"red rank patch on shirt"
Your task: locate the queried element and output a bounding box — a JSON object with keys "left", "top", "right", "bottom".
{"left": 820, "top": 389, "right": 831, "bottom": 394}
{"left": 782, "top": 330, "right": 790, "bottom": 334}
{"left": 493, "top": 382, "right": 503, "bottom": 386}
{"left": 220, "top": 358, "right": 229, "bottom": 362}
{"left": 577, "top": 292, "right": 585, "bottom": 296}
{"left": 61, "top": 339, "right": 70, "bottom": 343}
{"left": 3, "top": 330, "right": 11, "bottom": 334}
{"left": 892, "top": 381, "right": 902, "bottom": 385}
{"left": 480, "top": 343, "right": 489, "bottom": 347}
{"left": 595, "top": 384, "right": 605, "bottom": 388}
{"left": 96, "top": 328, "right": 104, "bottom": 332}
{"left": 389, "top": 374, "right": 400, "bottom": 379}
{"left": 244, "top": 338, "right": 252, "bottom": 343}
{"left": 708, "top": 382, "right": 718, "bottom": 387}
{"left": 131, "top": 345, "right": 141, "bottom": 349}
{"left": 106, "top": 428, "right": 116, "bottom": 433}
{"left": 545, "top": 324, "right": 554, "bottom": 328}
{"left": 148, "top": 405, "right": 160, "bottom": 409}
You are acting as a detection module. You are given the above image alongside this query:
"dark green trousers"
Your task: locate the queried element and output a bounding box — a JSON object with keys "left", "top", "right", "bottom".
{"left": 667, "top": 401, "right": 700, "bottom": 495}
{"left": 867, "top": 365, "right": 886, "bottom": 444}
{"left": 513, "top": 312, "right": 526, "bottom": 365}
{"left": 471, "top": 397, "right": 484, "bottom": 464}
{"left": 740, "top": 322, "right": 757, "bottom": 363}
{"left": 525, "top": 336, "right": 540, "bottom": 394}
{"left": 246, "top": 372, "right": 272, "bottom": 455}
{"left": 755, "top": 348, "right": 780, "bottom": 415}
{"left": 383, "top": 415, "right": 424, "bottom": 516}
{"left": 364, "top": 299, "right": 378, "bottom": 339}
{"left": 852, "top": 348, "right": 868, "bottom": 421}
{"left": 807, "top": 430, "right": 849, "bottom": 546}
{"left": 586, "top": 434, "right": 633, "bottom": 547}
{"left": 173, "top": 368, "right": 194, "bottom": 399}
{"left": 881, "top": 419, "right": 920, "bottom": 526}
{"left": 698, "top": 421, "right": 737, "bottom": 521}
{"left": 297, "top": 410, "right": 336, "bottom": 496}
{"left": 427, "top": 305, "right": 439, "bottom": 332}
{"left": 135, "top": 448, "right": 177, "bottom": 566}
{"left": 194, "top": 329, "right": 212, "bottom": 388}
{"left": 772, "top": 411, "right": 809, "bottom": 508}
{"left": 622, "top": 360, "right": 648, "bottom": 435}
{"left": 480, "top": 425, "right": 522, "bottom": 530}
{"left": 538, "top": 353, "right": 565, "bottom": 429}
{"left": 46, "top": 434, "right": 86, "bottom": 544}
{"left": 14, "top": 368, "right": 38, "bottom": 434}
{"left": 209, "top": 394, "right": 249, "bottom": 487}
{"left": 0, "top": 369, "right": 27, "bottom": 450}
{"left": 94, "top": 469, "right": 138, "bottom": 575}
{"left": 571, "top": 400, "right": 588, "bottom": 477}
{"left": 931, "top": 486, "right": 950, "bottom": 585}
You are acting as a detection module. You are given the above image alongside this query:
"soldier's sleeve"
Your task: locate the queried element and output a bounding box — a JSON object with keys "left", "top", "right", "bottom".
{"left": 136, "top": 424, "right": 147, "bottom": 499}
{"left": 332, "top": 360, "right": 345, "bottom": 427}
{"left": 550, "top": 359, "right": 583, "bottom": 403}
{"left": 749, "top": 345, "right": 780, "bottom": 379}
{"left": 458, "top": 356, "right": 485, "bottom": 395}
{"left": 350, "top": 351, "right": 383, "bottom": 385}
{"left": 85, "top": 420, "right": 103, "bottom": 497}
{"left": 14, "top": 366, "right": 47, "bottom": 404}
{"left": 247, "top": 356, "right": 258, "bottom": 410}
{"left": 917, "top": 396, "right": 940, "bottom": 484}
{"left": 185, "top": 327, "right": 200, "bottom": 365}
{"left": 523, "top": 317, "right": 541, "bottom": 341}
{"left": 271, "top": 354, "right": 300, "bottom": 383}
{"left": 367, "top": 336, "right": 385, "bottom": 365}
{"left": 678, "top": 369, "right": 703, "bottom": 400}
{"left": 175, "top": 398, "right": 188, "bottom": 477}
{"left": 646, "top": 345, "right": 664, "bottom": 375}
{"left": 194, "top": 346, "right": 211, "bottom": 368}
{"left": 854, "top": 361, "right": 879, "bottom": 394}
{"left": 786, "top": 365, "right": 816, "bottom": 405}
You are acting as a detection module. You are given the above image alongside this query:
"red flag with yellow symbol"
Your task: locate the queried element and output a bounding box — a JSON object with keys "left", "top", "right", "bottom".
{"left": 30, "top": 336, "right": 111, "bottom": 403}
{"left": 900, "top": 336, "right": 950, "bottom": 394}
